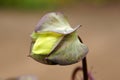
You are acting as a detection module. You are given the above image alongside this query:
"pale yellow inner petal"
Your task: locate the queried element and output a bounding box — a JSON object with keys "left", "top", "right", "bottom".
{"left": 32, "top": 32, "right": 63, "bottom": 55}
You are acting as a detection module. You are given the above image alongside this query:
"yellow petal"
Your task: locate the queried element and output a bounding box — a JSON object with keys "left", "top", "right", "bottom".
{"left": 32, "top": 31, "right": 63, "bottom": 55}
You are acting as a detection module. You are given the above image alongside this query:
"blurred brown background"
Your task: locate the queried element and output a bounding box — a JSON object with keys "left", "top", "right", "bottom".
{"left": 0, "top": 0, "right": 120, "bottom": 80}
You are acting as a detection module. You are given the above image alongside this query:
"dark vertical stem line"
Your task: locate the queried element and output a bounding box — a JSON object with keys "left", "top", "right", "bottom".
{"left": 82, "top": 57, "right": 88, "bottom": 80}
{"left": 78, "top": 36, "right": 88, "bottom": 80}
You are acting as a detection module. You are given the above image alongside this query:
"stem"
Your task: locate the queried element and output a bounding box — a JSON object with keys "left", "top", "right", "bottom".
{"left": 82, "top": 57, "right": 88, "bottom": 80}
{"left": 78, "top": 36, "right": 88, "bottom": 80}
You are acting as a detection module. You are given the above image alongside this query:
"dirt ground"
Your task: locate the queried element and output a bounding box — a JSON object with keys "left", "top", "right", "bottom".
{"left": 0, "top": 4, "right": 120, "bottom": 80}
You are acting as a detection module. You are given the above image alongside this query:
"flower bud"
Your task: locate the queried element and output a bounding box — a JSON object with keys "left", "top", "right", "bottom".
{"left": 30, "top": 12, "right": 88, "bottom": 65}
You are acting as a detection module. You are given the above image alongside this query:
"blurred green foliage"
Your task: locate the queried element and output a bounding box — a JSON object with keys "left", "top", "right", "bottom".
{"left": 0, "top": 0, "right": 119, "bottom": 10}
{"left": 0, "top": 0, "right": 74, "bottom": 10}
{"left": 83, "top": 0, "right": 120, "bottom": 5}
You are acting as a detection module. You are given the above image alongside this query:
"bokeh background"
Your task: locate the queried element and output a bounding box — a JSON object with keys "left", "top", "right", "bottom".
{"left": 0, "top": 0, "right": 120, "bottom": 80}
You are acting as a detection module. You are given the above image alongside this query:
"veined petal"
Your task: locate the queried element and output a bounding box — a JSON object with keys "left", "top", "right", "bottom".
{"left": 35, "top": 12, "right": 73, "bottom": 33}
{"left": 47, "top": 31, "right": 88, "bottom": 65}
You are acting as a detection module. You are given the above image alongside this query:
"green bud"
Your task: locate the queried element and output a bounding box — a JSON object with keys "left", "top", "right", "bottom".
{"left": 30, "top": 12, "right": 88, "bottom": 65}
